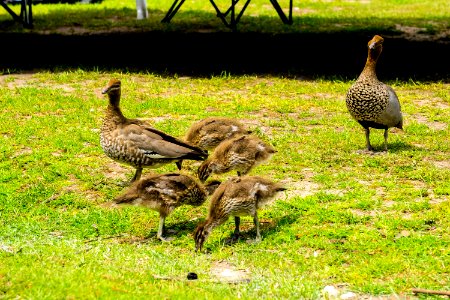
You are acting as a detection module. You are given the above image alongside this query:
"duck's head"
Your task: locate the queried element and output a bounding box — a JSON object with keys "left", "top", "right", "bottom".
{"left": 197, "top": 160, "right": 213, "bottom": 183}
{"left": 193, "top": 221, "right": 209, "bottom": 252}
{"left": 102, "top": 79, "right": 121, "bottom": 103}
{"left": 367, "top": 35, "right": 384, "bottom": 58}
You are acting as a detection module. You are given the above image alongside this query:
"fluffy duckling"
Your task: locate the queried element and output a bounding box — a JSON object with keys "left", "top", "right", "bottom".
{"left": 114, "top": 172, "right": 221, "bottom": 241}
{"left": 185, "top": 117, "right": 252, "bottom": 151}
{"left": 197, "top": 134, "right": 277, "bottom": 182}
{"left": 193, "top": 176, "right": 286, "bottom": 251}
{"left": 100, "top": 79, "right": 208, "bottom": 184}
{"left": 346, "top": 35, "right": 403, "bottom": 151}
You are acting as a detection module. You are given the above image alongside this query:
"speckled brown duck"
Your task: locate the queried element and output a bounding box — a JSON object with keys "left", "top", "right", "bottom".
{"left": 185, "top": 117, "right": 252, "bottom": 151}
{"left": 193, "top": 176, "right": 286, "bottom": 251}
{"left": 114, "top": 172, "right": 221, "bottom": 241}
{"left": 346, "top": 35, "right": 403, "bottom": 151}
{"left": 197, "top": 134, "right": 277, "bottom": 182}
{"left": 100, "top": 79, "right": 208, "bottom": 184}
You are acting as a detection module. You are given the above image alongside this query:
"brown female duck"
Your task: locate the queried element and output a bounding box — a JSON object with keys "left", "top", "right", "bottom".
{"left": 100, "top": 79, "right": 208, "bottom": 184}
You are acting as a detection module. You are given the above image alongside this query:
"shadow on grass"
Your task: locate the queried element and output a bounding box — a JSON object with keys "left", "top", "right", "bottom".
{"left": 203, "top": 212, "right": 302, "bottom": 248}
{"left": 387, "top": 141, "right": 423, "bottom": 153}
{"left": 240, "top": 212, "right": 301, "bottom": 240}
{"left": 355, "top": 141, "right": 423, "bottom": 154}
{"left": 113, "top": 218, "right": 203, "bottom": 243}
{"left": 166, "top": 218, "right": 204, "bottom": 238}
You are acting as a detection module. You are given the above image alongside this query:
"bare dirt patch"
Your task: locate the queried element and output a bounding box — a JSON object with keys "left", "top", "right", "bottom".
{"left": 282, "top": 168, "right": 321, "bottom": 198}
{"left": 322, "top": 283, "right": 407, "bottom": 300}
{"left": 414, "top": 98, "right": 450, "bottom": 110}
{"left": 0, "top": 73, "right": 37, "bottom": 89}
{"left": 210, "top": 260, "right": 251, "bottom": 284}
{"left": 39, "top": 26, "right": 145, "bottom": 36}
{"left": 295, "top": 8, "right": 317, "bottom": 15}
{"left": 284, "top": 179, "right": 320, "bottom": 198}
{"left": 11, "top": 146, "right": 33, "bottom": 158}
{"left": 350, "top": 209, "right": 378, "bottom": 217}
{"left": 431, "top": 160, "right": 450, "bottom": 169}
{"left": 393, "top": 24, "right": 450, "bottom": 43}
{"left": 409, "top": 114, "right": 447, "bottom": 131}
{"left": 103, "top": 162, "right": 130, "bottom": 181}
{"left": 64, "top": 174, "right": 103, "bottom": 201}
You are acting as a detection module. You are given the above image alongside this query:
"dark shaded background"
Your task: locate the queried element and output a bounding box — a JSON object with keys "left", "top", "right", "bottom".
{"left": 1, "top": 29, "right": 449, "bottom": 81}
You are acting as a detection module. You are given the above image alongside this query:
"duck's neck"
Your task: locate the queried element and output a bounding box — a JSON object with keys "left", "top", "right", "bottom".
{"left": 203, "top": 219, "right": 216, "bottom": 234}
{"left": 105, "top": 92, "right": 126, "bottom": 123}
{"left": 358, "top": 48, "right": 381, "bottom": 82}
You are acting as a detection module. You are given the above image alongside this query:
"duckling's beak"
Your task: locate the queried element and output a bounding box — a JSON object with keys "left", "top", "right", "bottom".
{"left": 101, "top": 88, "right": 109, "bottom": 95}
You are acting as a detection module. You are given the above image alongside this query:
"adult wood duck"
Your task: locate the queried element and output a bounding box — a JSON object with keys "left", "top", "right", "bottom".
{"left": 346, "top": 35, "right": 403, "bottom": 151}
{"left": 100, "top": 79, "right": 208, "bottom": 184}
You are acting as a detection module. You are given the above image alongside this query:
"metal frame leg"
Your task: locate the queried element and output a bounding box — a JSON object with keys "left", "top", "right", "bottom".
{"left": 269, "top": 0, "right": 293, "bottom": 24}
{"left": 1, "top": 0, "right": 33, "bottom": 28}
{"left": 161, "top": 0, "right": 186, "bottom": 23}
{"left": 209, "top": 0, "right": 251, "bottom": 30}
{"left": 160, "top": 0, "right": 293, "bottom": 29}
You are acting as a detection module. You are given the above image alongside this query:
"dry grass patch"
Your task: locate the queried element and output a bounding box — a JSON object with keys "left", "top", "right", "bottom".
{"left": 210, "top": 260, "right": 251, "bottom": 283}
{"left": 410, "top": 114, "right": 447, "bottom": 131}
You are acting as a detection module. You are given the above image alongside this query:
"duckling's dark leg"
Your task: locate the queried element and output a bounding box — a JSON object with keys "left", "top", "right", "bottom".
{"left": 175, "top": 160, "right": 183, "bottom": 170}
{"left": 364, "top": 128, "right": 373, "bottom": 151}
{"left": 237, "top": 171, "right": 241, "bottom": 177}
{"left": 157, "top": 215, "right": 174, "bottom": 242}
{"left": 231, "top": 216, "right": 240, "bottom": 242}
{"left": 131, "top": 167, "right": 143, "bottom": 183}
{"left": 383, "top": 129, "right": 388, "bottom": 151}
{"left": 253, "top": 212, "right": 262, "bottom": 242}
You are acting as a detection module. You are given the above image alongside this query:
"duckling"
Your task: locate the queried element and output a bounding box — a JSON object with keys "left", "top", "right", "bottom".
{"left": 185, "top": 117, "right": 252, "bottom": 151}
{"left": 193, "top": 176, "right": 286, "bottom": 251}
{"left": 197, "top": 134, "right": 277, "bottom": 182}
{"left": 100, "top": 79, "right": 208, "bottom": 184}
{"left": 114, "top": 172, "right": 221, "bottom": 241}
{"left": 346, "top": 35, "right": 403, "bottom": 151}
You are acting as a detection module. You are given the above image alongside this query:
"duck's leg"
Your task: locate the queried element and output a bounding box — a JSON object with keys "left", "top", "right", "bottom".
{"left": 116, "top": 167, "right": 142, "bottom": 187}
{"left": 383, "top": 129, "right": 389, "bottom": 151}
{"left": 253, "top": 212, "right": 262, "bottom": 242}
{"left": 131, "top": 167, "right": 143, "bottom": 183}
{"left": 175, "top": 160, "right": 183, "bottom": 170}
{"left": 364, "top": 128, "right": 373, "bottom": 151}
{"left": 231, "top": 216, "right": 240, "bottom": 242}
{"left": 157, "top": 215, "right": 173, "bottom": 242}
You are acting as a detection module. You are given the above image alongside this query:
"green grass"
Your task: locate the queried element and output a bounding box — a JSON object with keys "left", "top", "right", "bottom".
{"left": 0, "top": 70, "right": 449, "bottom": 299}
{"left": 0, "top": 0, "right": 449, "bottom": 36}
{"left": 0, "top": 1, "right": 449, "bottom": 298}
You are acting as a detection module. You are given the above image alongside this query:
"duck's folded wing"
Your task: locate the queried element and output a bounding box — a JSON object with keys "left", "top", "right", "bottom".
{"left": 121, "top": 124, "right": 207, "bottom": 159}
{"left": 377, "top": 85, "right": 403, "bottom": 128}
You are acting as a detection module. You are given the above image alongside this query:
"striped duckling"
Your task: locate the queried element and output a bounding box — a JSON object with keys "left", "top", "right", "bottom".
{"left": 114, "top": 172, "right": 220, "bottom": 241}
{"left": 197, "top": 134, "right": 277, "bottom": 182}
{"left": 185, "top": 117, "right": 252, "bottom": 151}
{"left": 193, "top": 176, "right": 286, "bottom": 251}
{"left": 346, "top": 35, "right": 403, "bottom": 151}
{"left": 100, "top": 79, "right": 208, "bottom": 184}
